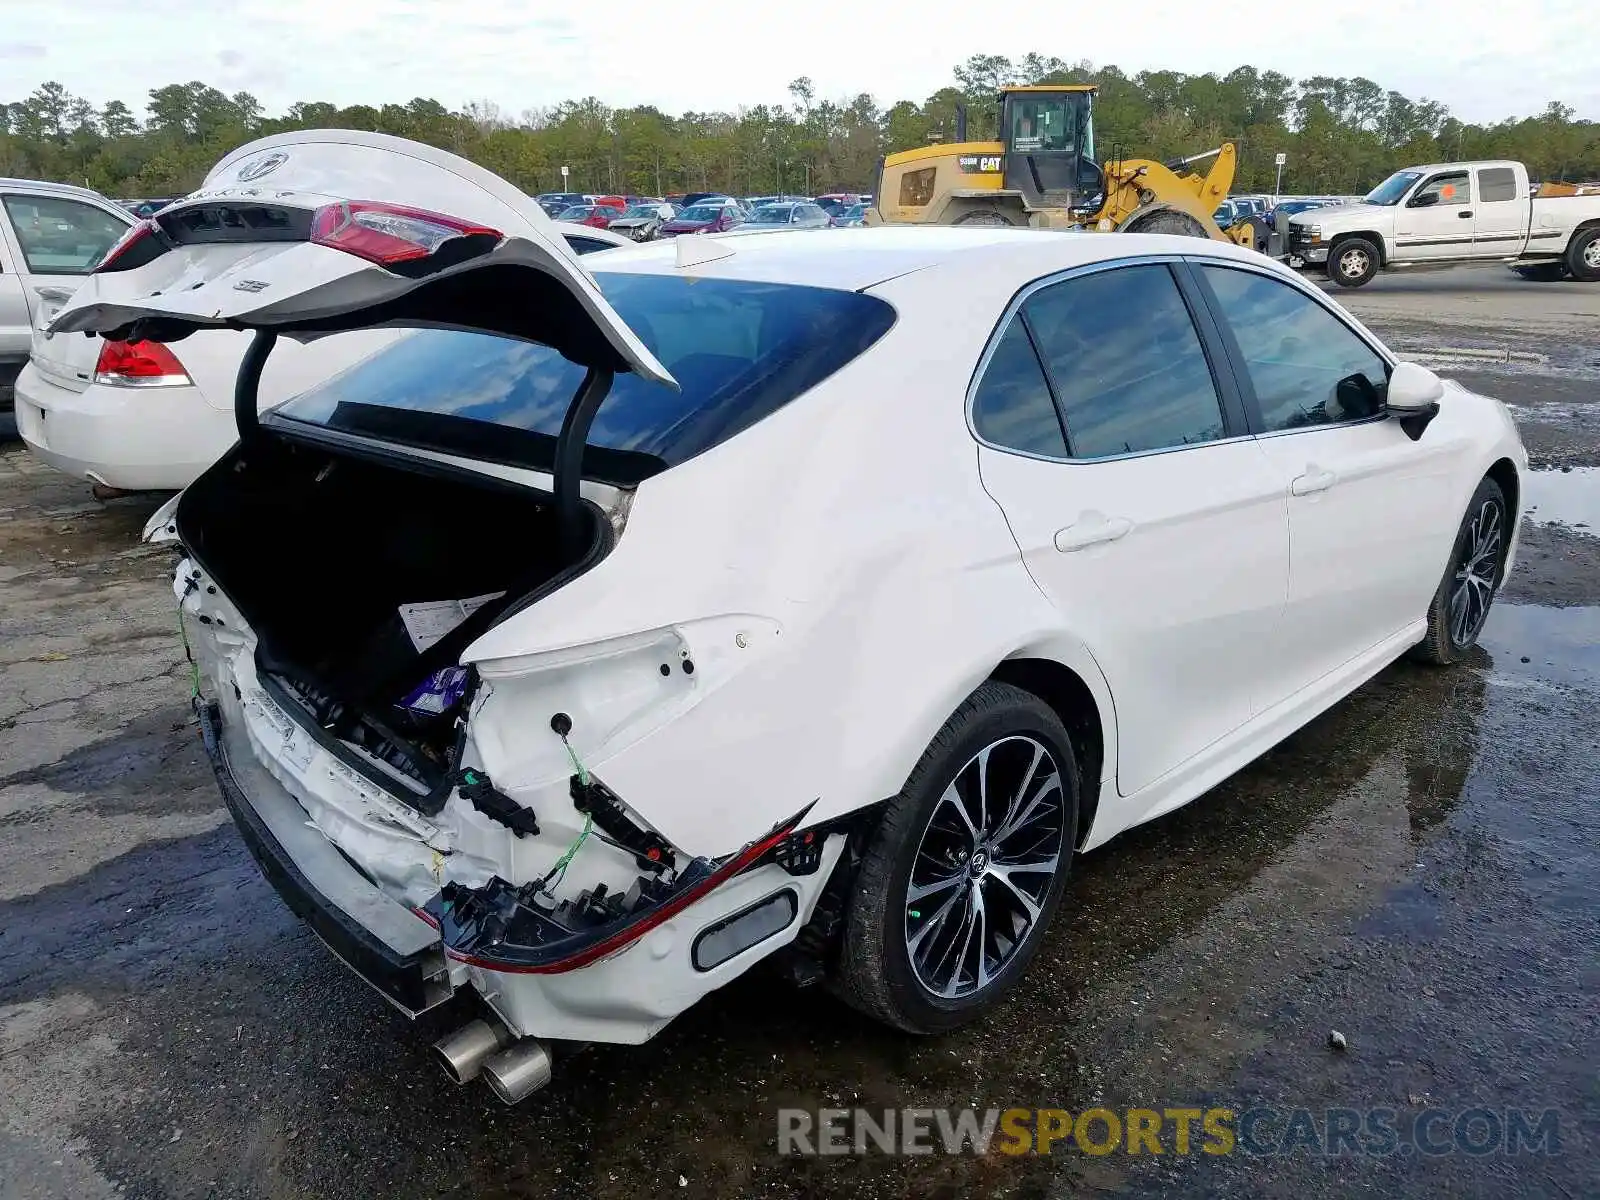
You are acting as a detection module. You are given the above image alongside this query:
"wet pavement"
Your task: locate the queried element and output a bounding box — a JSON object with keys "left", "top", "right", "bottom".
{"left": 1, "top": 270, "right": 1596, "bottom": 1199}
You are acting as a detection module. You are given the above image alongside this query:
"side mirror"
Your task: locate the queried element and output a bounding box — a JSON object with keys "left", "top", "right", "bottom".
{"left": 1387, "top": 361, "right": 1445, "bottom": 440}
{"left": 1409, "top": 191, "right": 1439, "bottom": 209}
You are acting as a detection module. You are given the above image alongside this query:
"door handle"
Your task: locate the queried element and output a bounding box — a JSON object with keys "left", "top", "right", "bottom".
{"left": 1054, "top": 512, "right": 1133, "bottom": 553}
{"left": 1291, "top": 465, "right": 1338, "bottom": 496}
{"left": 1458, "top": 210, "right": 1474, "bottom": 219}
{"left": 34, "top": 286, "right": 74, "bottom": 302}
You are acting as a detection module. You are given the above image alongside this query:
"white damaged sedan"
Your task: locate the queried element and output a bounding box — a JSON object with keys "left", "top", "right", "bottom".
{"left": 54, "top": 131, "right": 1527, "bottom": 1104}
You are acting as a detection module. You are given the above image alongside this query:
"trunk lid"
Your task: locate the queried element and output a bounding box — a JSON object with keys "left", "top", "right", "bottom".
{"left": 46, "top": 130, "right": 675, "bottom": 392}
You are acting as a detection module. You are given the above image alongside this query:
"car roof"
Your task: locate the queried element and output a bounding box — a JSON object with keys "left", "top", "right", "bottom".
{"left": 585, "top": 225, "right": 1278, "bottom": 292}
{"left": 0, "top": 178, "right": 121, "bottom": 206}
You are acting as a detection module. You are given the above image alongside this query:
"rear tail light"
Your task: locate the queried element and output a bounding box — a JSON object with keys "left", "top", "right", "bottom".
{"left": 96, "top": 220, "right": 163, "bottom": 273}
{"left": 94, "top": 339, "right": 191, "bottom": 388}
{"left": 309, "top": 201, "right": 501, "bottom": 266}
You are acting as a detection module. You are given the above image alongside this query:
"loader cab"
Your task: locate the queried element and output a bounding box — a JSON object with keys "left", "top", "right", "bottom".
{"left": 999, "top": 86, "right": 1105, "bottom": 214}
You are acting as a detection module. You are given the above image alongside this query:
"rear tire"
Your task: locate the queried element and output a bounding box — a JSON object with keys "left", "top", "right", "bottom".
{"left": 1328, "top": 237, "right": 1381, "bottom": 288}
{"left": 834, "top": 682, "right": 1079, "bottom": 1034}
{"left": 1410, "top": 477, "right": 1508, "bottom": 666}
{"left": 1565, "top": 226, "right": 1600, "bottom": 283}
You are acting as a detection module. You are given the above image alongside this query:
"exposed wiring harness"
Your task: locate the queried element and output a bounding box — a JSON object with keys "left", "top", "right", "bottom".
{"left": 539, "top": 737, "right": 594, "bottom": 892}
{"left": 176, "top": 574, "right": 201, "bottom": 698}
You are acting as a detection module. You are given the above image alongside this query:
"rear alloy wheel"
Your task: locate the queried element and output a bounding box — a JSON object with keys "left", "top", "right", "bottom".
{"left": 1566, "top": 226, "right": 1600, "bottom": 283}
{"left": 835, "top": 682, "right": 1078, "bottom": 1033}
{"left": 1411, "top": 477, "right": 1508, "bottom": 665}
{"left": 1329, "top": 237, "right": 1380, "bottom": 288}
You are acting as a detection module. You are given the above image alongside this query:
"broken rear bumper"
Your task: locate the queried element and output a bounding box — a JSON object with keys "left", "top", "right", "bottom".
{"left": 197, "top": 698, "right": 455, "bottom": 1016}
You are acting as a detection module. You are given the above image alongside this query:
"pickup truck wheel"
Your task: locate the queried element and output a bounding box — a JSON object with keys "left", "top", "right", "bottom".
{"left": 1566, "top": 226, "right": 1600, "bottom": 283}
{"left": 1328, "top": 237, "right": 1380, "bottom": 288}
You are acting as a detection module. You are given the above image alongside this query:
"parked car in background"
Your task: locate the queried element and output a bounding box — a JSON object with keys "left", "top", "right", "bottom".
{"left": 49, "top": 131, "right": 1527, "bottom": 1105}
{"left": 1265, "top": 197, "right": 1332, "bottom": 231}
{"left": 14, "top": 202, "right": 625, "bottom": 491}
{"left": 814, "top": 193, "right": 865, "bottom": 217}
{"left": 1, "top": 179, "right": 135, "bottom": 426}
{"left": 658, "top": 200, "right": 743, "bottom": 237}
{"left": 120, "top": 197, "right": 181, "bottom": 219}
{"left": 536, "top": 192, "right": 588, "bottom": 218}
{"left": 1289, "top": 159, "right": 1600, "bottom": 287}
{"left": 605, "top": 202, "right": 677, "bottom": 241}
{"left": 742, "top": 201, "right": 834, "bottom": 231}
{"left": 834, "top": 203, "right": 869, "bottom": 228}
{"left": 1212, "top": 199, "right": 1244, "bottom": 230}
{"left": 555, "top": 203, "right": 624, "bottom": 230}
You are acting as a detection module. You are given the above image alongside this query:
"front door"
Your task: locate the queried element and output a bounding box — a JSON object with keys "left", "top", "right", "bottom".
{"left": 0, "top": 191, "right": 130, "bottom": 364}
{"left": 1393, "top": 170, "right": 1476, "bottom": 260}
{"left": 1190, "top": 261, "right": 1466, "bottom": 693}
{"left": 970, "top": 260, "right": 1290, "bottom": 800}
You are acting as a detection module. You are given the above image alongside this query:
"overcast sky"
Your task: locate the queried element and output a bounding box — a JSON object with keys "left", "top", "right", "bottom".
{"left": 5, "top": 0, "right": 1596, "bottom": 126}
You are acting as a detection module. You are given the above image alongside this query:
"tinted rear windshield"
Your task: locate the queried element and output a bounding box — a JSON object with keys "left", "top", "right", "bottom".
{"left": 273, "top": 273, "right": 896, "bottom": 483}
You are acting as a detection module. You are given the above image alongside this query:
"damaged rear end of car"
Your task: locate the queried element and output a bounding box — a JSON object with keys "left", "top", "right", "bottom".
{"left": 56, "top": 130, "right": 873, "bottom": 1102}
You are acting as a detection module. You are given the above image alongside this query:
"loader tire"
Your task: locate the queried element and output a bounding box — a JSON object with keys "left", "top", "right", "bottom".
{"left": 1120, "top": 207, "right": 1208, "bottom": 238}
{"left": 953, "top": 208, "right": 1017, "bottom": 227}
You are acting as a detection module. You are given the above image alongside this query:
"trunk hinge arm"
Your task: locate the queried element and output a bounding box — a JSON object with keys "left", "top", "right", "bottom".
{"left": 553, "top": 366, "right": 615, "bottom": 560}
{"left": 234, "top": 328, "right": 279, "bottom": 443}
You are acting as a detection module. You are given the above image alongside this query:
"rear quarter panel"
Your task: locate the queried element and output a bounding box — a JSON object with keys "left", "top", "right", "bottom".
{"left": 462, "top": 259, "right": 1120, "bottom": 857}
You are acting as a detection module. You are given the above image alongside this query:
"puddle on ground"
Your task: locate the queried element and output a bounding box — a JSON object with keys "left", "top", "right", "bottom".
{"left": 1480, "top": 602, "right": 1600, "bottom": 685}
{"left": 1524, "top": 466, "right": 1600, "bottom": 534}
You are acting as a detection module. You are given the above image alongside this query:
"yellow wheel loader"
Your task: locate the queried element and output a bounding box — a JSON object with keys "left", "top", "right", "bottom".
{"left": 869, "top": 85, "right": 1261, "bottom": 249}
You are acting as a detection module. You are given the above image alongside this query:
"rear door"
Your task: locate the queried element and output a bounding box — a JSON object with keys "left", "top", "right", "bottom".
{"left": 973, "top": 258, "right": 1290, "bottom": 800}
{"left": 1472, "top": 165, "right": 1528, "bottom": 257}
{"left": 0, "top": 189, "right": 131, "bottom": 374}
{"left": 47, "top": 130, "right": 674, "bottom": 392}
{"left": 1189, "top": 260, "right": 1465, "bottom": 693}
{"left": 1393, "top": 170, "right": 1475, "bottom": 260}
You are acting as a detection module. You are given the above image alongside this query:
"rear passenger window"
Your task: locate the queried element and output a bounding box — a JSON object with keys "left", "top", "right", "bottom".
{"left": 971, "top": 320, "right": 1067, "bottom": 456}
{"left": 1199, "top": 266, "right": 1389, "bottom": 431}
{"left": 1477, "top": 167, "right": 1518, "bottom": 203}
{"left": 1022, "top": 264, "right": 1226, "bottom": 458}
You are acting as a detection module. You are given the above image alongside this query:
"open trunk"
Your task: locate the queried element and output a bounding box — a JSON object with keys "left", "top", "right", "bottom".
{"left": 176, "top": 429, "right": 608, "bottom": 799}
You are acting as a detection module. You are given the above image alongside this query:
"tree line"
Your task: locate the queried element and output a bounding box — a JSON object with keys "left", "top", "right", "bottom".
{"left": 3, "top": 55, "right": 1596, "bottom": 203}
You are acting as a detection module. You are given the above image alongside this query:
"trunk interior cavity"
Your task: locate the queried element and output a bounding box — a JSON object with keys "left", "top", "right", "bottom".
{"left": 176, "top": 430, "right": 608, "bottom": 796}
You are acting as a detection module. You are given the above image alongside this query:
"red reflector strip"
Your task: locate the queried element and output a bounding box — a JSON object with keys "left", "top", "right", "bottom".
{"left": 430, "top": 813, "right": 808, "bottom": 976}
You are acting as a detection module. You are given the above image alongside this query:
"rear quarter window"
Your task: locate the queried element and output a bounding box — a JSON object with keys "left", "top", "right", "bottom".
{"left": 275, "top": 274, "right": 896, "bottom": 481}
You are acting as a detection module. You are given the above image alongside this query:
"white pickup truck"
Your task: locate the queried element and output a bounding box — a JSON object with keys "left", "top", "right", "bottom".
{"left": 0, "top": 179, "right": 134, "bottom": 423}
{"left": 1287, "top": 159, "right": 1600, "bottom": 288}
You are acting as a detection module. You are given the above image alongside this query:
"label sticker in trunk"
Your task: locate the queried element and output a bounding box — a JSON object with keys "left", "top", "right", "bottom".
{"left": 396, "top": 593, "right": 506, "bottom": 652}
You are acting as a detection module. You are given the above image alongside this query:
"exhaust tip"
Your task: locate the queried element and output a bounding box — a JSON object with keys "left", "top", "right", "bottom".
{"left": 482, "top": 1038, "right": 553, "bottom": 1105}
{"left": 431, "top": 1017, "right": 512, "bottom": 1085}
